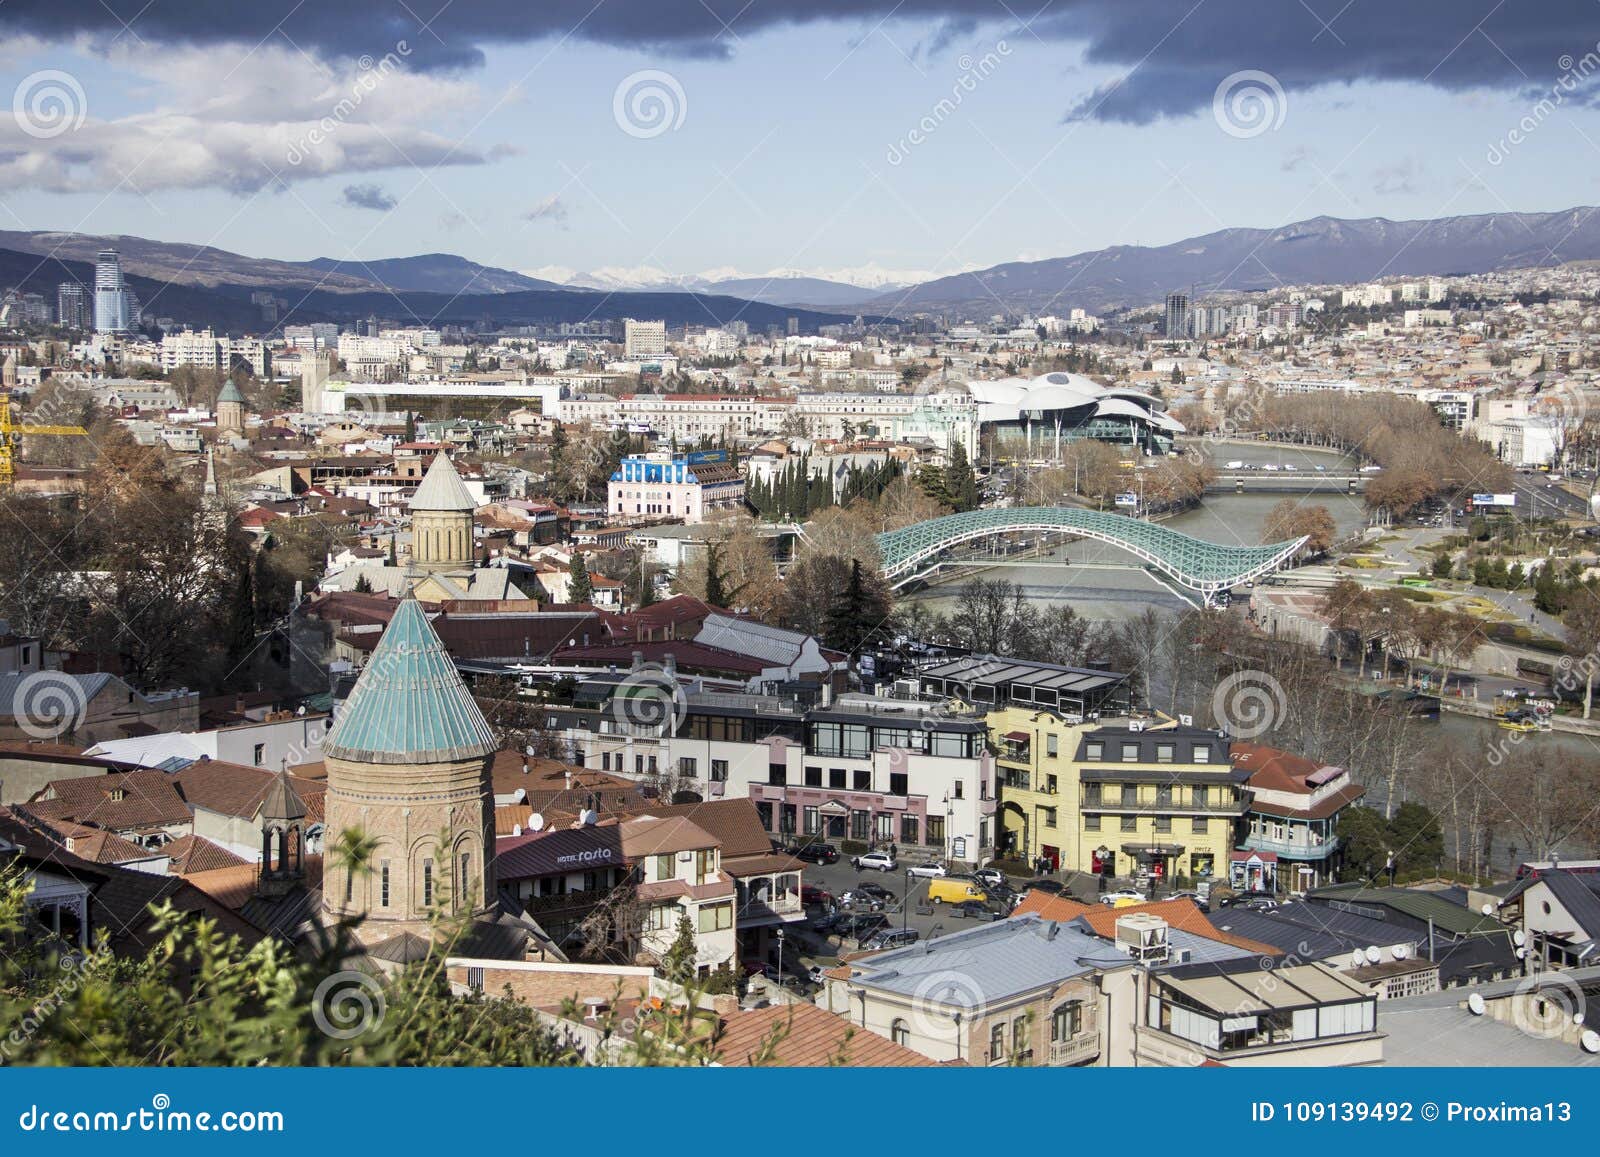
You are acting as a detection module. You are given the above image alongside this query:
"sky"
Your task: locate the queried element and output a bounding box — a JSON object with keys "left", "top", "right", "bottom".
{"left": 3, "top": 1, "right": 1600, "bottom": 284}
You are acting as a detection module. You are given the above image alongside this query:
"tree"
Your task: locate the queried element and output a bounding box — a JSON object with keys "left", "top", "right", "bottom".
{"left": 660, "top": 914, "right": 698, "bottom": 984}
{"left": 1563, "top": 589, "right": 1600, "bottom": 719}
{"left": 1262, "top": 499, "right": 1337, "bottom": 556}
{"left": 945, "top": 441, "right": 980, "bottom": 513}
{"left": 566, "top": 553, "right": 593, "bottom": 605}
{"left": 823, "top": 559, "right": 891, "bottom": 655}
{"left": 1336, "top": 806, "right": 1391, "bottom": 882}
{"left": 1388, "top": 801, "right": 1444, "bottom": 876}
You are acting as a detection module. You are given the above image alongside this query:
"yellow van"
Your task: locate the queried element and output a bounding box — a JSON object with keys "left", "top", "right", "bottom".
{"left": 928, "top": 877, "right": 988, "bottom": 905}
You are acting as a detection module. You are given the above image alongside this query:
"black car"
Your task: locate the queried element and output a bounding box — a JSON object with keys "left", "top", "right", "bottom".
{"left": 791, "top": 842, "right": 840, "bottom": 865}
{"left": 855, "top": 881, "right": 895, "bottom": 902}
{"left": 1029, "top": 879, "right": 1065, "bottom": 895}
{"left": 952, "top": 900, "right": 994, "bottom": 920}
{"left": 1219, "top": 890, "right": 1276, "bottom": 909}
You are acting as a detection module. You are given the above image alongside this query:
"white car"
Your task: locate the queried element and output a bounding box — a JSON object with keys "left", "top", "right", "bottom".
{"left": 906, "top": 861, "right": 948, "bottom": 878}
{"left": 1100, "top": 890, "right": 1146, "bottom": 907}
{"left": 854, "top": 851, "right": 898, "bottom": 872}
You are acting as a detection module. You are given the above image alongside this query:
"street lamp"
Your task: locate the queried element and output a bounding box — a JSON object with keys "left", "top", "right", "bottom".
{"left": 775, "top": 927, "right": 786, "bottom": 986}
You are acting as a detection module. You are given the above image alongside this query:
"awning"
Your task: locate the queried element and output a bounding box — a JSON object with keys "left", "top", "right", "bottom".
{"left": 1003, "top": 730, "right": 1030, "bottom": 742}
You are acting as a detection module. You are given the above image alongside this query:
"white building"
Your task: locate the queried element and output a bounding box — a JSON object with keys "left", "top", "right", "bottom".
{"left": 624, "top": 319, "right": 668, "bottom": 358}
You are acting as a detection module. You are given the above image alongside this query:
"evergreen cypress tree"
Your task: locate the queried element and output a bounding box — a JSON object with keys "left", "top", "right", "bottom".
{"left": 567, "top": 552, "right": 594, "bottom": 604}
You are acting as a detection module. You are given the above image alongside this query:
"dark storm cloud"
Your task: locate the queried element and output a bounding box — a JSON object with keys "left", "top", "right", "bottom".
{"left": 6, "top": 0, "right": 1598, "bottom": 117}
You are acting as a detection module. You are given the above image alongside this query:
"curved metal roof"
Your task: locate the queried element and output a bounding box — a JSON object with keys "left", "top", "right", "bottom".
{"left": 875, "top": 507, "right": 1306, "bottom": 596}
{"left": 409, "top": 450, "right": 478, "bottom": 513}
{"left": 323, "top": 595, "right": 499, "bottom": 765}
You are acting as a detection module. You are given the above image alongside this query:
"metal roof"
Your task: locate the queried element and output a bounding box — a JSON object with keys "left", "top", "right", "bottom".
{"left": 322, "top": 594, "right": 499, "bottom": 765}
{"left": 408, "top": 450, "right": 478, "bottom": 512}
{"left": 875, "top": 506, "right": 1306, "bottom": 597}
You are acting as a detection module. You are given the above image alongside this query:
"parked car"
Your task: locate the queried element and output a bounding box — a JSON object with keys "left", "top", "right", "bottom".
{"left": 973, "top": 867, "right": 1007, "bottom": 889}
{"left": 834, "top": 913, "right": 888, "bottom": 943}
{"left": 928, "top": 877, "right": 988, "bottom": 905}
{"left": 1028, "top": 879, "right": 1065, "bottom": 895}
{"left": 800, "top": 884, "right": 832, "bottom": 907}
{"left": 906, "top": 861, "right": 948, "bottom": 878}
{"left": 1100, "top": 890, "right": 1146, "bottom": 907}
{"left": 792, "top": 842, "right": 840, "bottom": 865}
{"left": 1219, "top": 890, "right": 1276, "bottom": 909}
{"left": 862, "top": 927, "right": 920, "bottom": 950}
{"left": 853, "top": 850, "right": 897, "bottom": 872}
{"left": 952, "top": 899, "right": 994, "bottom": 920}
{"left": 855, "top": 880, "right": 895, "bottom": 901}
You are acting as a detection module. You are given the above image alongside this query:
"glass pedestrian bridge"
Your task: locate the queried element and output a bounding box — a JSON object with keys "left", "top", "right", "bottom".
{"left": 874, "top": 507, "right": 1307, "bottom": 602}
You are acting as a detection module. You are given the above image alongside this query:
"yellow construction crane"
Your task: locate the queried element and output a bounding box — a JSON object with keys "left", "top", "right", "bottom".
{"left": 0, "top": 390, "right": 89, "bottom": 490}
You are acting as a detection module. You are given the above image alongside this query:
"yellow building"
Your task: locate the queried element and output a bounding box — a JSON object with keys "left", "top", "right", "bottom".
{"left": 988, "top": 710, "right": 1247, "bottom": 885}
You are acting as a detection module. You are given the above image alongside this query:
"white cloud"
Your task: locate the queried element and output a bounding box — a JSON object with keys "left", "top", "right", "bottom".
{"left": 0, "top": 43, "right": 496, "bottom": 194}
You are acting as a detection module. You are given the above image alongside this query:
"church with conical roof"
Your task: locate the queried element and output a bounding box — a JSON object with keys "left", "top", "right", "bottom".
{"left": 320, "top": 591, "right": 501, "bottom": 944}
{"left": 320, "top": 450, "right": 525, "bottom": 602}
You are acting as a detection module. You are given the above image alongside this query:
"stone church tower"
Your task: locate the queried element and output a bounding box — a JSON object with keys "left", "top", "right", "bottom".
{"left": 216, "top": 379, "right": 248, "bottom": 437}
{"left": 320, "top": 593, "right": 498, "bottom": 943}
{"left": 408, "top": 450, "right": 476, "bottom": 573}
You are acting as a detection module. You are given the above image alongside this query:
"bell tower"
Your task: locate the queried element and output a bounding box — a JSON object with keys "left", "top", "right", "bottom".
{"left": 408, "top": 450, "right": 476, "bottom": 573}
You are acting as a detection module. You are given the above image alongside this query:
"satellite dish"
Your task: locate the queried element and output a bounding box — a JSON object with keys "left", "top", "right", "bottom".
{"left": 513, "top": 788, "right": 527, "bottom": 804}
{"left": 1365, "top": 946, "right": 1382, "bottom": 964}
{"left": 1512, "top": 930, "right": 1526, "bottom": 947}
{"left": 1393, "top": 944, "right": 1409, "bottom": 960}
{"left": 1468, "top": 992, "right": 1486, "bottom": 1015}
{"left": 528, "top": 812, "right": 546, "bottom": 832}
{"left": 1350, "top": 950, "right": 1366, "bottom": 969}
{"left": 525, "top": 744, "right": 536, "bottom": 756}
{"left": 1576, "top": 1012, "right": 1585, "bottom": 1026}
{"left": 578, "top": 808, "right": 598, "bottom": 826}
{"left": 1583, "top": 1030, "right": 1600, "bottom": 1054}
{"left": 511, "top": 824, "right": 522, "bottom": 837}
{"left": 1515, "top": 946, "right": 1528, "bottom": 959}
{"left": 1481, "top": 903, "right": 1495, "bottom": 916}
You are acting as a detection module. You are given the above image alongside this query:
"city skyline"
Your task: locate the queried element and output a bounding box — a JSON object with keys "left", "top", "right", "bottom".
{"left": 2, "top": 6, "right": 1600, "bottom": 282}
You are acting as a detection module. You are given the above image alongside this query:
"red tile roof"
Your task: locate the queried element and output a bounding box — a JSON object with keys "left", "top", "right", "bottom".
{"left": 712, "top": 1002, "right": 944, "bottom": 1067}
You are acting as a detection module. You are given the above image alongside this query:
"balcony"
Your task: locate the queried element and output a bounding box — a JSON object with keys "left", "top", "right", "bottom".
{"left": 1048, "top": 1031, "right": 1100, "bottom": 1067}
{"left": 1239, "top": 833, "right": 1341, "bottom": 860}
{"left": 1082, "top": 799, "right": 1250, "bottom": 817}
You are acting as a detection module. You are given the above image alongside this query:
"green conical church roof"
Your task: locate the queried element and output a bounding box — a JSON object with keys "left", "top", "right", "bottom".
{"left": 323, "top": 595, "right": 498, "bottom": 765}
{"left": 217, "top": 380, "right": 247, "bottom": 405}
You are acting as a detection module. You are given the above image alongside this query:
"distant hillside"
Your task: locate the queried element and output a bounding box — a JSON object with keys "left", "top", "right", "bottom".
{"left": 700, "top": 274, "right": 879, "bottom": 308}
{"left": 0, "top": 231, "right": 376, "bottom": 292}
{"left": 297, "top": 254, "right": 566, "bottom": 295}
{"left": 878, "top": 207, "right": 1600, "bottom": 313}
{"left": 0, "top": 248, "right": 885, "bottom": 334}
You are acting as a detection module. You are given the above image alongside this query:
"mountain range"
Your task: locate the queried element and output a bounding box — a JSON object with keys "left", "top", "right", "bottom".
{"left": 7, "top": 206, "right": 1599, "bottom": 329}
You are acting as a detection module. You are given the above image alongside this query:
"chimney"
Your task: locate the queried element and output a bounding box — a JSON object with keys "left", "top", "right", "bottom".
{"left": 663, "top": 653, "right": 677, "bottom": 678}
{"left": 564, "top": 768, "right": 572, "bottom": 790}
{"left": 631, "top": 650, "right": 644, "bottom": 672}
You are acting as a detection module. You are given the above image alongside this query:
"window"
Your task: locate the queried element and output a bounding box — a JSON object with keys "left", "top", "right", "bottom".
{"left": 1121, "top": 784, "right": 1137, "bottom": 805}
{"left": 697, "top": 900, "right": 733, "bottom": 933}
{"left": 829, "top": 768, "right": 846, "bottom": 789}
{"left": 679, "top": 757, "right": 697, "bottom": 777}
{"left": 853, "top": 769, "right": 871, "bottom": 791}
{"left": 804, "top": 765, "right": 823, "bottom": 787}
{"left": 875, "top": 813, "right": 893, "bottom": 841}
{"left": 380, "top": 861, "right": 390, "bottom": 907}
{"left": 1051, "top": 1001, "right": 1083, "bottom": 1041}
{"left": 1192, "top": 745, "right": 1211, "bottom": 763}
{"left": 252, "top": 743, "right": 265, "bottom": 766}
{"left": 901, "top": 815, "right": 919, "bottom": 844}
{"left": 422, "top": 859, "right": 434, "bottom": 906}
{"left": 1121, "top": 816, "right": 1137, "bottom": 833}
{"left": 1084, "top": 814, "right": 1101, "bottom": 831}
{"left": 1046, "top": 733, "right": 1058, "bottom": 757}
{"left": 889, "top": 772, "right": 908, "bottom": 797}
{"left": 803, "top": 806, "right": 819, "bottom": 834}
{"left": 891, "top": 1018, "right": 911, "bottom": 1046}
{"left": 654, "top": 853, "right": 674, "bottom": 881}
{"left": 927, "top": 816, "right": 945, "bottom": 845}
{"left": 1012, "top": 1015, "right": 1029, "bottom": 1055}
{"left": 1085, "top": 742, "right": 1103, "bottom": 761}
{"left": 1042, "top": 807, "right": 1057, "bottom": 829}
{"left": 647, "top": 756, "right": 658, "bottom": 774}
{"left": 635, "top": 755, "right": 644, "bottom": 775}
{"left": 344, "top": 868, "right": 353, "bottom": 905}
{"left": 768, "top": 763, "right": 787, "bottom": 787}
{"left": 780, "top": 804, "right": 796, "bottom": 835}
{"left": 755, "top": 801, "right": 773, "bottom": 831}
{"left": 953, "top": 780, "right": 964, "bottom": 800}
{"left": 1155, "top": 743, "right": 1174, "bottom": 763}
{"left": 1155, "top": 816, "right": 1171, "bottom": 833}
{"left": 1192, "top": 816, "right": 1209, "bottom": 834}
{"left": 710, "top": 759, "right": 728, "bottom": 783}
{"left": 990, "top": 1023, "right": 1005, "bottom": 1060}
{"left": 646, "top": 904, "right": 674, "bottom": 931}
{"left": 1121, "top": 743, "right": 1140, "bottom": 762}
{"left": 850, "top": 810, "right": 870, "bottom": 840}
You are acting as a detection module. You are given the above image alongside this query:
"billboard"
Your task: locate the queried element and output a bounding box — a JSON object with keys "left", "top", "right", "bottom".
{"left": 1115, "top": 492, "right": 1139, "bottom": 507}
{"left": 1470, "top": 493, "right": 1517, "bottom": 508}
{"left": 686, "top": 449, "right": 729, "bottom": 465}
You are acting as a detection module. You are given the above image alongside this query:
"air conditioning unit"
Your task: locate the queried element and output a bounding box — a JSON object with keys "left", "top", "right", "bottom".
{"left": 1115, "top": 913, "right": 1170, "bottom": 964}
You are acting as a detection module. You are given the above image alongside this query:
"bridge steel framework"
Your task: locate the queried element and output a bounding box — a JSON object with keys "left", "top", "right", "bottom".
{"left": 874, "top": 506, "right": 1307, "bottom": 603}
